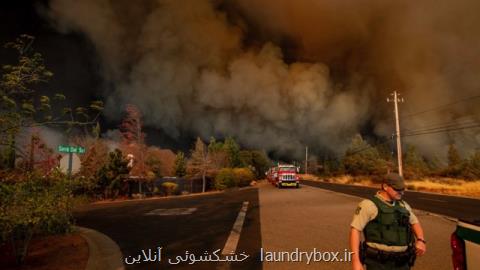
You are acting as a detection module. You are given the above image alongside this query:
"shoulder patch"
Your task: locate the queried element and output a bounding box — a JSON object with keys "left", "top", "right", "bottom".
{"left": 355, "top": 206, "right": 362, "bottom": 215}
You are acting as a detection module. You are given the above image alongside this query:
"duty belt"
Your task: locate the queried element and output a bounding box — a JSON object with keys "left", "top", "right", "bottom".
{"left": 364, "top": 245, "right": 415, "bottom": 266}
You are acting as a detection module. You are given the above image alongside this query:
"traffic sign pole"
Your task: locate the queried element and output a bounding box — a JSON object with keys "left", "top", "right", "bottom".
{"left": 68, "top": 152, "right": 73, "bottom": 177}
{"left": 58, "top": 145, "right": 85, "bottom": 177}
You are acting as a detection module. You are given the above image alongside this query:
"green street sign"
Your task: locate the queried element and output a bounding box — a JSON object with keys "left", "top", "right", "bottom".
{"left": 58, "top": 145, "right": 86, "bottom": 154}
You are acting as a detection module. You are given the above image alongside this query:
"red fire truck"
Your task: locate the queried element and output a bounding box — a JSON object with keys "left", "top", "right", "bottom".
{"left": 267, "top": 164, "right": 300, "bottom": 188}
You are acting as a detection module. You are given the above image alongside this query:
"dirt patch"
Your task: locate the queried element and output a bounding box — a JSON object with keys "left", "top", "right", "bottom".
{"left": 0, "top": 233, "right": 88, "bottom": 270}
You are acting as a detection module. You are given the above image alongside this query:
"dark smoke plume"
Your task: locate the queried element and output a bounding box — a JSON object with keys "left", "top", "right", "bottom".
{"left": 46, "top": 0, "right": 480, "bottom": 159}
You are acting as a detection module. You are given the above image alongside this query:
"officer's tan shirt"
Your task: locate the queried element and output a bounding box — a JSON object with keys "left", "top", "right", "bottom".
{"left": 350, "top": 192, "right": 419, "bottom": 252}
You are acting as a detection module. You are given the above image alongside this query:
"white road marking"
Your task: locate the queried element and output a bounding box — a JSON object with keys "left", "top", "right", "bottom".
{"left": 144, "top": 208, "right": 197, "bottom": 216}
{"left": 222, "top": 201, "right": 249, "bottom": 255}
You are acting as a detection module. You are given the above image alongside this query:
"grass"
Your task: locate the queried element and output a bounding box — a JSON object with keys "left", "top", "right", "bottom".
{"left": 405, "top": 178, "right": 480, "bottom": 197}
{"left": 302, "top": 174, "right": 377, "bottom": 186}
{"left": 301, "top": 174, "right": 480, "bottom": 198}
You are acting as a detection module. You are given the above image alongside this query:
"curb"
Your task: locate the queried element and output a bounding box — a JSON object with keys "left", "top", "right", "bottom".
{"left": 90, "top": 190, "right": 224, "bottom": 206}
{"left": 88, "top": 184, "right": 261, "bottom": 207}
{"left": 76, "top": 226, "right": 125, "bottom": 270}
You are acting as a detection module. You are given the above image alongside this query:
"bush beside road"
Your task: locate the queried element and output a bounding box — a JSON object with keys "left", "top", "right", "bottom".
{"left": 0, "top": 232, "right": 88, "bottom": 270}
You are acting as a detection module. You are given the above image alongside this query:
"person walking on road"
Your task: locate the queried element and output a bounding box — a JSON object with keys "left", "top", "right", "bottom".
{"left": 349, "top": 173, "right": 427, "bottom": 270}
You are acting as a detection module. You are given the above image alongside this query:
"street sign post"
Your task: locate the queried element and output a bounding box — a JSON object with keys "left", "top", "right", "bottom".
{"left": 58, "top": 145, "right": 85, "bottom": 176}
{"left": 59, "top": 154, "right": 81, "bottom": 176}
{"left": 58, "top": 145, "right": 86, "bottom": 154}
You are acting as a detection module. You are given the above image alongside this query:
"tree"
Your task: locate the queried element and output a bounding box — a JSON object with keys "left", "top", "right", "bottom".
{"left": 214, "top": 168, "right": 255, "bottom": 190}
{"left": 0, "top": 35, "right": 103, "bottom": 266}
{"left": 404, "top": 145, "right": 429, "bottom": 179}
{"left": 9, "top": 129, "right": 60, "bottom": 175}
{"left": 224, "top": 136, "right": 241, "bottom": 167}
{"left": 145, "top": 147, "right": 163, "bottom": 178}
{"left": 0, "top": 173, "right": 73, "bottom": 265}
{"left": 446, "top": 144, "right": 463, "bottom": 176}
{"left": 120, "top": 104, "right": 145, "bottom": 144}
{"left": 77, "top": 139, "right": 109, "bottom": 170}
{"left": 322, "top": 156, "right": 343, "bottom": 176}
{"left": 119, "top": 104, "right": 148, "bottom": 178}
{"left": 208, "top": 137, "right": 229, "bottom": 169}
{"left": 187, "top": 137, "right": 211, "bottom": 192}
{"left": 157, "top": 149, "right": 176, "bottom": 177}
{"left": 239, "top": 150, "right": 271, "bottom": 178}
{"left": 25, "top": 132, "right": 59, "bottom": 174}
{"left": 97, "top": 149, "right": 130, "bottom": 198}
{"left": 76, "top": 137, "right": 109, "bottom": 189}
{"left": 0, "top": 35, "right": 103, "bottom": 169}
{"left": 342, "top": 134, "right": 388, "bottom": 175}
{"left": 461, "top": 150, "right": 480, "bottom": 180}
{"left": 174, "top": 151, "right": 187, "bottom": 177}
{"left": 470, "top": 151, "right": 480, "bottom": 174}
{"left": 239, "top": 150, "right": 252, "bottom": 168}
{"left": 208, "top": 137, "right": 224, "bottom": 152}
{"left": 447, "top": 144, "right": 462, "bottom": 166}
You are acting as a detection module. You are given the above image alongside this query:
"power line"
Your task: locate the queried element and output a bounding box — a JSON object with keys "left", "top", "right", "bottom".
{"left": 404, "top": 117, "right": 477, "bottom": 132}
{"left": 402, "top": 123, "right": 480, "bottom": 138}
{"left": 322, "top": 123, "right": 479, "bottom": 163}
{"left": 317, "top": 95, "right": 480, "bottom": 164}
{"left": 403, "top": 119, "right": 479, "bottom": 134}
{"left": 336, "top": 121, "right": 480, "bottom": 160}
{"left": 344, "top": 139, "right": 392, "bottom": 156}
{"left": 401, "top": 94, "right": 480, "bottom": 120}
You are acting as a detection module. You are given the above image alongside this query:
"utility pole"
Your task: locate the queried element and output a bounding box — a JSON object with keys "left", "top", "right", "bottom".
{"left": 387, "top": 91, "right": 404, "bottom": 177}
{"left": 305, "top": 146, "right": 308, "bottom": 174}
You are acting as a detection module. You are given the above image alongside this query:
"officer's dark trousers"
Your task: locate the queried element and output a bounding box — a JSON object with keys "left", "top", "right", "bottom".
{"left": 365, "top": 257, "right": 410, "bottom": 270}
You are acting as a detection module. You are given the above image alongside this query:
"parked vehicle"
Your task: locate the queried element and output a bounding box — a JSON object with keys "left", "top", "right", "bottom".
{"left": 267, "top": 164, "right": 299, "bottom": 188}
{"left": 266, "top": 167, "right": 278, "bottom": 185}
{"left": 451, "top": 218, "right": 480, "bottom": 270}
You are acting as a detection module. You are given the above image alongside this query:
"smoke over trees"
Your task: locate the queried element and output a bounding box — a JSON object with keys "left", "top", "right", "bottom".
{"left": 44, "top": 0, "right": 480, "bottom": 159}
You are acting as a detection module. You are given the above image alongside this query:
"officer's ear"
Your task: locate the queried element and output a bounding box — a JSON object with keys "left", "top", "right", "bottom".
{"left": 382, "top": 183, "right": 388, "bottom": 191}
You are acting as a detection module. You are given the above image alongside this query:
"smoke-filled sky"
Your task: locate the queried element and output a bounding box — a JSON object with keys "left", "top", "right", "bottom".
{"left": 3, "top": 0, "right": 480, "bottom": 159}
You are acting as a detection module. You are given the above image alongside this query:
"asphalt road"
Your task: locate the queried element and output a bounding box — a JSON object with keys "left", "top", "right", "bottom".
{"left": 259, "top": 181, "right": 455, "bottom": 270}
{"left": 301, "top": 180, "right": 480, "bottom": 220}
{"left": 74, "top": 188, "right": 262, "bottom": 270}
{"left": 75, "top": 181, "right": 462, "bottom": 270}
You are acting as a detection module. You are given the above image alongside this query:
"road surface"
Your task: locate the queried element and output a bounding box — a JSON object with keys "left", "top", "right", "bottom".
{"left": 75, "top": 181, "right": 458, "bottom": 269}
{"left": 259, "top": 181, "right": 455, "bottom": 270}
{"left": 301, "top": 180, "right": 480, "bottom": 220}
{"left": 75, "top": 188, "right": 262, "bottom": 270}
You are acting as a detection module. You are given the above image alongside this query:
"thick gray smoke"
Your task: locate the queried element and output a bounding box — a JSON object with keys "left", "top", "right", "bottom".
{"left": 46, "top": 0, "right": 480, "bottom": 159}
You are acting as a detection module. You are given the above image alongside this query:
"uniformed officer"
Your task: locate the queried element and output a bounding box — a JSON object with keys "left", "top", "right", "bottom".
{"left": 349, "top": 173, "right": 427, "bottom": 270}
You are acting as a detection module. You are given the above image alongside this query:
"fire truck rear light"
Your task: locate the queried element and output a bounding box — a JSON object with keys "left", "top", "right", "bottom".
{"left": 451, "top": 232, "right": 466, "bottom": 270}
